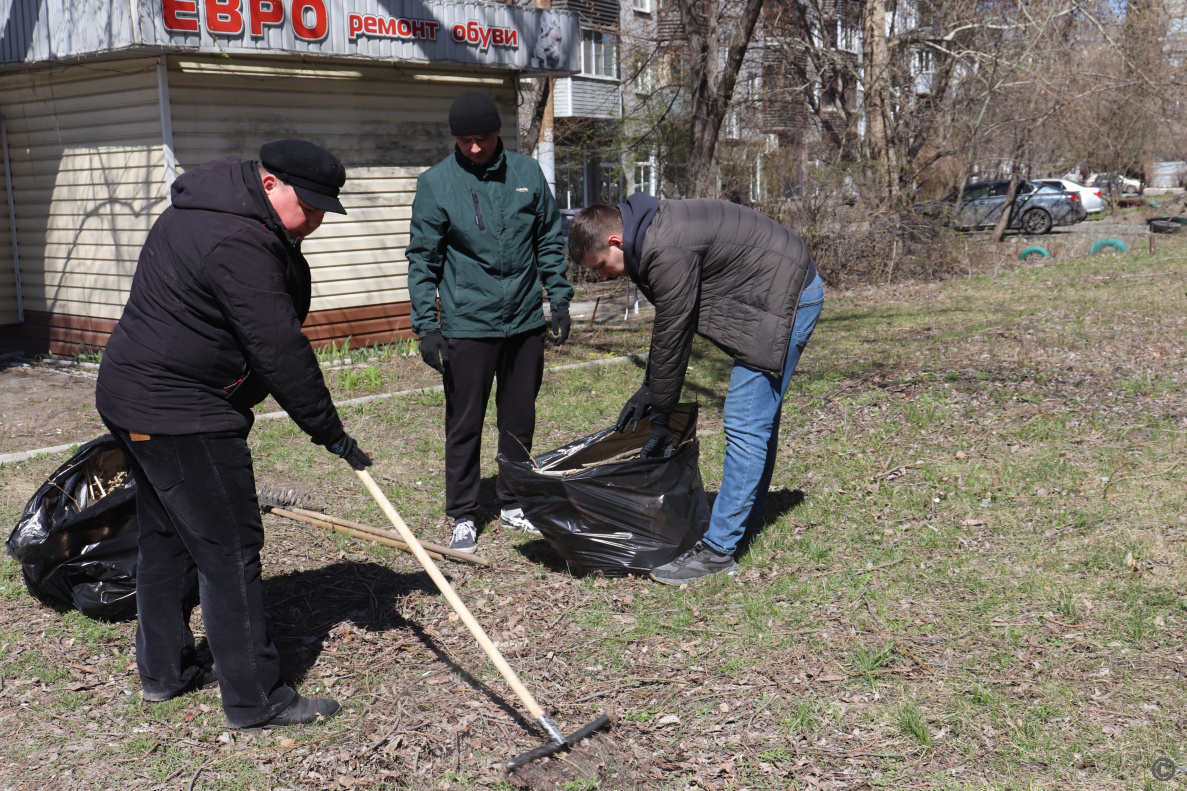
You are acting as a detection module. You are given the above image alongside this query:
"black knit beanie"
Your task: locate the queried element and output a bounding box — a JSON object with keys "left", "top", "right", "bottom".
{"left": 449, "top": 91, "right": 502, "bottom": 136}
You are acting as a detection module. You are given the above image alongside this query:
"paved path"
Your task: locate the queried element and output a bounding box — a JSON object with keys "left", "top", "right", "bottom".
{"left": 545, "top": 282, "right": 655, "bottom": 327}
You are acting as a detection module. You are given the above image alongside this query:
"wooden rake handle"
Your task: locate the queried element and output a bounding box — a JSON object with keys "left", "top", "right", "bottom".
{"left": 353, "top": 469, "right": 553, "bottom": 729}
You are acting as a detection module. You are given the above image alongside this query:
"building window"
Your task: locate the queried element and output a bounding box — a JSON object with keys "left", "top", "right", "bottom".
{"left": 581, "top": 30, "right": 617, "bottom": 78}
{"left": 635, "top": 162, "right": 655, "bottom": 195}
{"left": 636, "top": 62, "right": 656, "bottom": 93}
{"left": 725, "top": 110, "right": 740, "bottom": 139}
{"left": 598, "top": 158, "right": 624, "bottom": 204}
{"left": 556, "top": 166, "right": 585, "bottom": 211}
{"left": 631, "top": 0, "right": 652, "bottom": 12}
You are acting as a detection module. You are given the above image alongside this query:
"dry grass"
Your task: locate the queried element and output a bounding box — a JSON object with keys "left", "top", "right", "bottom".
{"left": 0, "top": 241, "right": 1185, "bottom": 790}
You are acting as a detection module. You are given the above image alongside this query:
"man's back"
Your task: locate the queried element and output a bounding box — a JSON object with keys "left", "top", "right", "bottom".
{"left": 638, "top": 199, "right": 814, "bottom": 382}
{"left": 96, "top": 157, "right": 335, "bottom": 443}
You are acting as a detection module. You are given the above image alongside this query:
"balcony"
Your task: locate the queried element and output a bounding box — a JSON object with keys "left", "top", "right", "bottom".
{"left": 553, "top": 76, "right": 621, "bottom": 119}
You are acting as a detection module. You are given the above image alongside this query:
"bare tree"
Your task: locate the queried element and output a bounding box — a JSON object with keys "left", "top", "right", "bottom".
{"left": 518, "top": 77, "right": 551, "bottom": 156}
{"left": 672, "top": 0, "right": 765, "bottom": 198}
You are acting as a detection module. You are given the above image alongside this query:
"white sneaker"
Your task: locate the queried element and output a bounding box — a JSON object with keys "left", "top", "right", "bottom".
{"left": 449, "top": 519, "right": 477, "bottom": 553}
{"left": 500, "top": 506, "right": 540, "bottom": 536}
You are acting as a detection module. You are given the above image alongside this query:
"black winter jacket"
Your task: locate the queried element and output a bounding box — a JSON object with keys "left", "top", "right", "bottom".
{"left": 96, "top": 157, "right": 343, "bottom": 445}
{"left": 620, "top": 196, "right": 817, "bottom": 418}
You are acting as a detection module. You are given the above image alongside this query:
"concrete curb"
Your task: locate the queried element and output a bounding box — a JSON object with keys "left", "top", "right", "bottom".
{"left": 0, "top": 442, "right": 82, "bottom": 466}
{"left": 256, "top": 353, "right": 642, "bottom": 421}
{"left": 0, "top": 354, "right": 644, "bottom": 466}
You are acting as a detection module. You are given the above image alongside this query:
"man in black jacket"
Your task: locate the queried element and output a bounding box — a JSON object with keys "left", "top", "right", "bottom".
{"left": 568, "top": 196, "right": 824, "bottom": 585}
{"left": 96, "top": 140, "right": 371, "bottom": 729}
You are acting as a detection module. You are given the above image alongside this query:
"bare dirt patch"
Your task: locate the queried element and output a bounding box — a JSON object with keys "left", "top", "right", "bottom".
{"left": 0, "top": 364, "right": 104, "bottom": 455}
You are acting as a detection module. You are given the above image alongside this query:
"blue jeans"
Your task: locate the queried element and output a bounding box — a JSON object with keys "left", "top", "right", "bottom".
{"left": 703, "top": 273, "right": 824, "bottom": 556}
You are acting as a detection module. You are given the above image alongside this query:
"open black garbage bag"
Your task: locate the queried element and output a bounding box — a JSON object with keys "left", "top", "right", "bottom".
{"left": 6, "top": 435, "right": 138, "bottom": 620}
{"left": 498, "top": 403, "right": 709, "bottom": 576}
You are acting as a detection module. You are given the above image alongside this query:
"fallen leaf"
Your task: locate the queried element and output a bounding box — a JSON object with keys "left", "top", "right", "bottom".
{"left": 279, "top": 738, "right": 296, "bottom": 747}
{"left": 656, "top": 714, "right": 681, "bottom": 726}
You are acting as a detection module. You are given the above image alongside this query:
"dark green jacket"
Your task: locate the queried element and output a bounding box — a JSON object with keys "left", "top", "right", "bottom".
{"left": 406, "top": 143, "right": 573, "bottom": 338}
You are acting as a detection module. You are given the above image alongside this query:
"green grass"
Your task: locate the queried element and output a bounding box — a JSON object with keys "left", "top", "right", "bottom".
{"left": 1, "top": 242, "right": 1185, "bottom": 789}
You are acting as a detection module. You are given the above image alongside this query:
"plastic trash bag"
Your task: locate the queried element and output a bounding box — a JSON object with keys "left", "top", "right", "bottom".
{"left": 6, "top": 435, "right": 138, "bottom": 620}
{"left": 498, "top": 403, "right": 709, "bottom": 576}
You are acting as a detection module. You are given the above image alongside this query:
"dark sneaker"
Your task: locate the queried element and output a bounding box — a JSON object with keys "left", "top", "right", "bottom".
{"left": 650, "top": 542, "right": 739, "bottom": 586}
{"left": 142, "top": 666, "right": 218, "bottom": 702}
{"left": 449, "top": 519, "right": 478, "bottom": 553}
{"left": 500, "top": 506, "right": 541, "bottom": 536}
{"left": 236, "top": 695, "right": 341, "bottom": 730}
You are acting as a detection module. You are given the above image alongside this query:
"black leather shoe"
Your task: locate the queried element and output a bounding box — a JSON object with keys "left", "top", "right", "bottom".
{"left": 238, "top": 695, "right": 341, "bottom": 730}
{"left": 142, "top": 666, "right": 218, "bottom": 703}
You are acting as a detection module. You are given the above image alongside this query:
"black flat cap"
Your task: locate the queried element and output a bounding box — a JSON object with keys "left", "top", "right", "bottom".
{"left": 449, "top": 91, "right": 502, "bottom": 137}
{"left": 259, "top": 139, "right": 347, "bottom": 215}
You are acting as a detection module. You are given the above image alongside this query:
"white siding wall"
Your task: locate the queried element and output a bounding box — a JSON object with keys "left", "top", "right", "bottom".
{"left": 552, "top": 76, "right": 619, "bottom": 119}
{"left": 166, "top": 55, "right": 517, "bottom": 313}
{"left": 0, "top": 58, "right": 166, "bottom": 323}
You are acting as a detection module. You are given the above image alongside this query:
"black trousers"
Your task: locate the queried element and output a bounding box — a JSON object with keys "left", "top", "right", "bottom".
{"left": 103, "top": 420, "right": 295, "bottom": 728}
{"left": 443, "top": 330, "right": 544, "bottom": 520}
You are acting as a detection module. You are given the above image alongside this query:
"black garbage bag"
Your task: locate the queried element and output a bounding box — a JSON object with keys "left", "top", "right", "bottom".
{"left": 6, "top": 435, "right": 138, "bottom": 620}
{"left": 498, "top": 403, "right": 709, "bottom": 577}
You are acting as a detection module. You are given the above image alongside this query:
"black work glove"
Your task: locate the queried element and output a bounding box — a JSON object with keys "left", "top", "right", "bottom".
{"left": 639, "top": 421, "right": 674, "bottom": 459}
{"left": 615, "top": 383, "right": 651, "bottom": 433}
{"left": 419, "top": 329, "right": 448, "bottom": 375}
{"left": 550, "top": 304, "right": 571, "bottom": 347}
{"left": 327, "top": 433, "right": 372, "bottom": 471}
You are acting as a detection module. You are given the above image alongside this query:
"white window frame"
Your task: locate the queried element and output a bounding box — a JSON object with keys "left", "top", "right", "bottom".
{"left": 631, "top": 0, "right": 652, "bottom": 12}
{"left": 581, "top": 29, "right": 617, "bottom": 79}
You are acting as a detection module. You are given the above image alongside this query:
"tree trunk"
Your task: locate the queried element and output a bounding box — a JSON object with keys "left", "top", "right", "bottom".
{"left": 676, "top": 0, "right": 764, "bottom": 198}
{"left": 862, "top": 0, "right": 897, "bottom": 204}
{"left": 990, "top": 175, "right": 1018, "bottom": 242}
{"left": 519, "top": 78, "right": 551, "bottom": 156}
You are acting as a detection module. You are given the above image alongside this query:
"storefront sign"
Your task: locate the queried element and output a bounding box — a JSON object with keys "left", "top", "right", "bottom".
{"left": 347, "top": 13, "right": 441, "bottom": 43}
{"left": 148, "top": 0, "right": 574, "bottom": 70}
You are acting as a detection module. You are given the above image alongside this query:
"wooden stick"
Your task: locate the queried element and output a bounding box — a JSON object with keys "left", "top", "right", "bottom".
{"left": 354, "top": 469, "right": 559, "bottom": 738}
{"left": 271, "top": 507, "right": 446, "bottom": 562}
{"left": 285, "top": 507, "right": 489, "bottom": 567}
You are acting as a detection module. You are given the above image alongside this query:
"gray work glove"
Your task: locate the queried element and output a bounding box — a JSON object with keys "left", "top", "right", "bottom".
{"left": 639, "top": 421, "right": 674, "bottom": 459}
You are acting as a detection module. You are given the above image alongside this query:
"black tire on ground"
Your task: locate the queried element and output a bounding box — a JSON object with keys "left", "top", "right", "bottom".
{"left": 1149, "top": 220, "right": 1180, "bottom": 234}
{"left": 1021, "top": 209, "right": 1053, "bottom": 235}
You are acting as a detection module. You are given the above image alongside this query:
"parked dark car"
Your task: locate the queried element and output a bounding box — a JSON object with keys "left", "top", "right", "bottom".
{"left": 916, "top": 179, "right": 1087, "bottom": 234}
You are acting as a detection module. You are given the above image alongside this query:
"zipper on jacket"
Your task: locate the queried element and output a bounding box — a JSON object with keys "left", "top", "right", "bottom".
{"left": 470, "top": 190, "right": 485, "bottom": 231}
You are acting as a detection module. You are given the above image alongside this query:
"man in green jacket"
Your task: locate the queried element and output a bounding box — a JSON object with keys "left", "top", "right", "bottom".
{"left": 407, "top": 91, "right": 574, "bottom": 553}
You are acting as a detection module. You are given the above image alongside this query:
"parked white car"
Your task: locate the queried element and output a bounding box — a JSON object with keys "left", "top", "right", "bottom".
{"left": 1084, "top": 172, "right": 1142, "bottom": 195}
{"left": 1036, "top": 179, "right": 1108, "bottom": 213}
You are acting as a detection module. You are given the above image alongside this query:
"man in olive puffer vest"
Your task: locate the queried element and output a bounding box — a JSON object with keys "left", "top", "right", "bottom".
{"left": 406, "top": 91, "right": 574, "bottom": 554}
{"left": 568, "top": 196, "right": 824, "bottom": 585}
